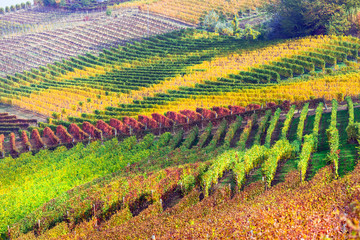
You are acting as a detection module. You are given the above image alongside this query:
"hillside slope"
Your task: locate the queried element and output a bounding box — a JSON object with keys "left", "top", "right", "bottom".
{"left": 2, "top": 98, "right": 360, "bottom": 239}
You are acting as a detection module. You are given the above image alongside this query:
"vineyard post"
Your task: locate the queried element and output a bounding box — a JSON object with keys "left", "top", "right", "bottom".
{"left": 93, "top": 204, "right": 97, "bottom": 227}
{"left": 262, "top": 176, "right": 267, "bottom": 191}
{"left": 323, "top": 96, "right": 327, "bottom": 110}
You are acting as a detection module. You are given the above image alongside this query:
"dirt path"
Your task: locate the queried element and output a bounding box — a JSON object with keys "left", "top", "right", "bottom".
{"left": 0, "top": 104, "right": 48, "bottom": 123}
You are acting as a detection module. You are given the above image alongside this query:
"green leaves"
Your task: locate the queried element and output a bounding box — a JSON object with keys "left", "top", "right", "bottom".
{"left": 346, "top": 96, "right": 354, "bottom": 126}
{"left": 202, "top": 150, "right": 242, "bottom": 197}
{"left": 296, "top": 103, "right": 310, "bottom": 142}
{"left": 262, "top": 139, "right": 295, "bottom": 187}
{"left": 223, "top": 116, "right": 242, "bottom": 149}
{"left": 180, "top": 126, "right": 199, "bottom": 151}
{"left": 298, "top": 134, "right": 316, "bottom": 182}
{"left": 264, "top": 108, "right": 281, "bottom": 148}
{"left": 280, "top": 105, "right": 296, "bottom": 140}
{"left": 234, "top": 145, "right": 268, "bottom": 190}
{"left": 326, "top": 99, "right": 339, "bottom": 178}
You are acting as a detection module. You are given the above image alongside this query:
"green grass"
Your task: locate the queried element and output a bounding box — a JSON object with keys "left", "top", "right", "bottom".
{"left": 354, "top": 105, "right": 360, "bottom": 122}
{"left": 337, "top": 109, "right": 358, "bottom": 176}
{"left": 287, "top": 114, "right": 300, "bottom": 142}
{"left": 306, "top": 111, "right": 331, "bottom": 180}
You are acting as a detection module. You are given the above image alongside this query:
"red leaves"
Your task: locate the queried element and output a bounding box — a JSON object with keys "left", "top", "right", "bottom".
{"left": 138, "top": 115, "right": 159, "bottom": 129}
{"left": 56, "top": 125, "right": 73, "bottom": 143}
{"left": 123, "top": 117, "right": 145, "bottom": 132}
{"left": 266, "top": 102, "right": 277, "bottom": 109}
{"left": 96, "top": 120, "right": 114, "bottom": 137}
{"left": 109, "top": 118, "right": 130, "bottom": 135}
{"left": 151, "top": 113, "right": 174, "bottom": 128}
{"left": 228, "top": 105, "right": 245, "bottom": 114}
{"left": 196, "top": 108, "right": 217, "bottom": 119}
{"left": 0, "top": 134, "right": 4, "bottom": 153}
{"left": 43, "top": 127, "right": 60, "bottom": 145}
{"left": 212, "top": 107, "right": 231, "bottom": 117}
{"left": 21, "top": 131, "right": 31, "bottom": 150}
{"left": 9, "top": 132, "right": 18, "bottom": 154}
{"left": 247, "top": 104, "right": 261, "bottom": 111}
{"left": 68, "top": 123, "right": 89, "bottom": 140}
{"left": 282, "top": 100, "right": 291, "bottom": 111}
{"left": 83, "top": 122, "right": 102, "bottom": 139}
{"left": 31, "top": 129, "right": 44, "bottom": 148}
{"left": 179, "top": 110, "right": 203, "bottom": 122}
{"left": 166, "top": 111, "right": 189, "bottom": 124}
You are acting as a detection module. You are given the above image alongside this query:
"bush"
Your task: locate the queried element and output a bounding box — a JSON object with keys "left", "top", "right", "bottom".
{"left": 346, "top": 123, "right": 360, "bottom": 142}
{"left": 236, "top": 25, "right": 260, "bottom": 40}
{"left": 202, "top": 10, "right": 221, "bottom": 31}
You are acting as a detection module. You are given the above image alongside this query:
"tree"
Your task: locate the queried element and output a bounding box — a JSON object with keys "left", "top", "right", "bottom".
{"left": 202, "top": 10, "right": 220, "bottom": 31}
{"left": 59, "top": 0, "right": 65, "bottom": 7}
{"left": 266, "top": 0, "right": 357, "bottom": 38}
{"left": 106, "top": 8, "right": 112, "bottom": 16}
{"left": 43, "top": 0, "right": 57, "bottom": 7}
{"left": 81, "top": 0, "right": 90, "bottom": 7}
{"left": 0, "top": 8, "right": 4, "bottom": 14}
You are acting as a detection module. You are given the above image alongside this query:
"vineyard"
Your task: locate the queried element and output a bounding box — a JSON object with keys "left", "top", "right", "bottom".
{"left": 0, "top": 97, "right": 359, "bottom": 239}
{"left": 112, "top": 0, "right": 264, "bottom": 24}
{"left": 0, "top": 30, "right": 357, "bottom": 120}
{"left": 1, "top": 0, "right": 360, "bottom": 239}
{"left": 0, "top": 8, "right": 188, "bottom": 75}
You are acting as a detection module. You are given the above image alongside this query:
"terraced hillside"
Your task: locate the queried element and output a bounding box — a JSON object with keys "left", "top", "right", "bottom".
{"left": 1, "top": 1, "right": 360, "bottom": 239}
{"left": 0, "top": 8, "right": 188, "bottom": 75}
{"left": 1, "top": 97, "right": 359, "bottom": 239}
{"left": 112, "top": 0, "right": 265, "bottom": 24}
{"left": 0, "top": 29, "right": 358, "bottom": 127}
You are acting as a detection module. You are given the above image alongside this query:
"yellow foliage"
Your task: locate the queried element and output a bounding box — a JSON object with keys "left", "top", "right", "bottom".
{"left": 134, "top": 71, "right": 360, "bottom": 116}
